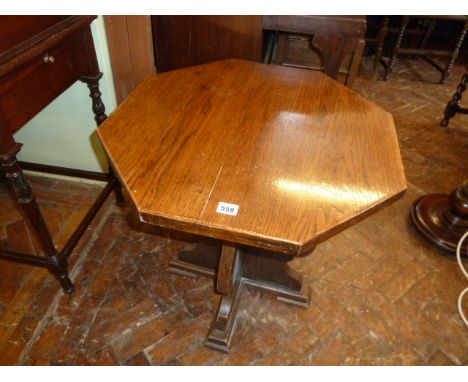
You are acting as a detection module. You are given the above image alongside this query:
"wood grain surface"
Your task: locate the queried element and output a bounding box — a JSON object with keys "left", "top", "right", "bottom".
{"left": 98, "top": 59, "right": 407, "bottom": 255}
{"left": 152, "top": 16, "right": 263, "bottom": 72}
{"left": 104, "top": 16, "right": 155, "bottom": 104}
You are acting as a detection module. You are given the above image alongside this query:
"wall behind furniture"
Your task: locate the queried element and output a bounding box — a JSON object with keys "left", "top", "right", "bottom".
{"left": 13, "top": 16, "right": 117, "bottom": 173}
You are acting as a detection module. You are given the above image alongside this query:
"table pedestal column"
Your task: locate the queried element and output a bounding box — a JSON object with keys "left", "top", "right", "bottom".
{"left": 168, "top": 241, "right": 310, "bottom": 352}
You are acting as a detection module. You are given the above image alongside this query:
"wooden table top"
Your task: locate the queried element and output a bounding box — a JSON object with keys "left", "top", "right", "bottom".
{"left": 98, "top": 59, "right": 406, "bottom": 255}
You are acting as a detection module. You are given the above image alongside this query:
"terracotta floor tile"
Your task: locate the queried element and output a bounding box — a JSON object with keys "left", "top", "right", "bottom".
{"left": 144, "top": 312, "right": 212, "bottom": 365}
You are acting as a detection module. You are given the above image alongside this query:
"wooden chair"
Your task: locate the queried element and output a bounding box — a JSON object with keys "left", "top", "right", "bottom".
{"left": 383, "top": 16, "right": 468, "bottom": 83}
{"left": 366, "top": 16, "right": 433, "bottom": 74}
{"left": 364, "top": 16, "right": 390, "bottom": 73}
{"left": 263, "top": 16, "right": 366, "bottom": 87}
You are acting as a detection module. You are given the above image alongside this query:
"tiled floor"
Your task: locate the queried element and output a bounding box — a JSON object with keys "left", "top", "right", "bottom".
{"left": 0, "top": 56, "right": 467, "bottom": 365}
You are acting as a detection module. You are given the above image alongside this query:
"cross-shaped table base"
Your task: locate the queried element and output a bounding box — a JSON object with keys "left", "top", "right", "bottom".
{"left": 168, "top": 242, "right": 311, "bottom": 352}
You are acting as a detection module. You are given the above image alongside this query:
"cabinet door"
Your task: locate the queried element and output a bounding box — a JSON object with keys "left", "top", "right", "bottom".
{"left": 152, "top": 16, "right": 263, "bottom": 72}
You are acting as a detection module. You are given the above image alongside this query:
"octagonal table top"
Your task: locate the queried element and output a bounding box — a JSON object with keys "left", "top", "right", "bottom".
{"left": 98, "top": 59, "right": 406, "bottom": 255}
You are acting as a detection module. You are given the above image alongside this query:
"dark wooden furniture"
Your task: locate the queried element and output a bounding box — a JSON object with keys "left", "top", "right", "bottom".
{"left": 98, "top": 59, "right": 407, "bottom": 352}
{"left": 263, "top": 16, "right": 366, "bottom": 87}
{"left": 411, "top": 71, "right": 468, "bottom": 254}
{"left": 151, "top": 16, "right": 365, "bottom": 87}
{"left": 365, "top": 16, "right": 390, "bottom": 73}
{"left": 366, "top": 16, "right": 439, "bottom": 74}
{"left": 151, "top": 16, "right": 263, "bottom": 73}
{"left": 411, "top": 184, "right": 468, "bottom": 254}
{"left": 441, "top": 69, "right": 468, "bottom": 127}
{"left": 383, "top": 16, "right": 468, "bottom": 83}
{"left": 0, "top": 16, "right": 124, "bottom": 293}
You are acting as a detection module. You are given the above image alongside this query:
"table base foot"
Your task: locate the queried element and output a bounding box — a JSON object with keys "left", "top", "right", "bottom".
{"left": 205, "top": 281, "right": 244, "bottom": 353}
{"left": 168, "top": 241, "right": 310, "bottom": 352}
{"left": 245, "top": 278, "right": 310, "bottom": 308}
{"left": 242, "top": 248, "right": 310, "bottom": 308}
{"left": 168, "top": 241, "right": 220, "bottom": 278}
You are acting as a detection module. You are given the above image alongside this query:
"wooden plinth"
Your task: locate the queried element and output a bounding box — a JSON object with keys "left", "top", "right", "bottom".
{"left": 168, "top": 242, "right": 311, "bottom": 352}
{"left": 411, "top": 185, "right": 468, "bottom": 254}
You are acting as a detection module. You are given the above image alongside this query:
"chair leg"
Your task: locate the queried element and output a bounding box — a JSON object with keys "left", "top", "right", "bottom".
{"left": 441, "top": 72, "right": 467, "bottom": 127}
{"left": 440, "top": 21, "right": 468, "bottom": 84}
{"left": 347, "top": 39, "right": 365, "bottom": 87}
{"left": 384, "top": 16, "right": 410, "bottom": 81}
{"left": 374, "top": 16, "right": 389, "bottom": 73}
{"left": 272, "top": 32, "right": 289, "bottom": 65}
{"left": 419, "top": 19, "right": 436, "bottom": 50}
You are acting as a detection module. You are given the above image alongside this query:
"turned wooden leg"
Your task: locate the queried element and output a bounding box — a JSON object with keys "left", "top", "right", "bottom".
{"left": 80, "top": 73, "right": 125, "bottom": 206}
{"left": 384, "top": 16, "right": 409, "bottom": 81}
{"left": 411, "top": 183, "right": 468, "bottom": 254}
{"left": 49, "top": 256, "right": 75, "bottom": 293}
{"left": 440, "top": 22, "right": 467, "bottom": 84}
{"left": 0, "top": 153, "right": 74, "bottom": 293}
{"left": 80, "top": 73, "right": 107, "bottom": 126}
{"left": 441, "top": 72, "right": 467, "bottom": 127}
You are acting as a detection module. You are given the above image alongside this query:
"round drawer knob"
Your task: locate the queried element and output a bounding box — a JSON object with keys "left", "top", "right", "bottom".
{"left": 43, "top": 54, "right": 55, "bottom": 64}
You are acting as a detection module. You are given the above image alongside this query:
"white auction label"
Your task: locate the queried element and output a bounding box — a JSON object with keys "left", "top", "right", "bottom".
{"left": 216, "top": 201, "right": 239, "bottom": 216}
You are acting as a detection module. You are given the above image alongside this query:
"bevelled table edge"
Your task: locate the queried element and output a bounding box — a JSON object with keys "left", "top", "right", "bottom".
{"left": 98, "top": 128, "right": 408, "bottom": 257}
{"left": 135, "top": 187, "right": 407, "bottom": 257}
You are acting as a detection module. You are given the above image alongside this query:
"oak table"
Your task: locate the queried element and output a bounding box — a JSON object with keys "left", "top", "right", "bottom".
{"left": 98, "top": 59, "right": 407, "bottom": 352}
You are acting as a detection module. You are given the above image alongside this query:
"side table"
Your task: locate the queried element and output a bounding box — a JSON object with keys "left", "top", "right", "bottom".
{"left": 0, "top": 16, "right": 124, "bottom": 293}
{"left": 98, "top": 59, "right": 407, "bottom": 351}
